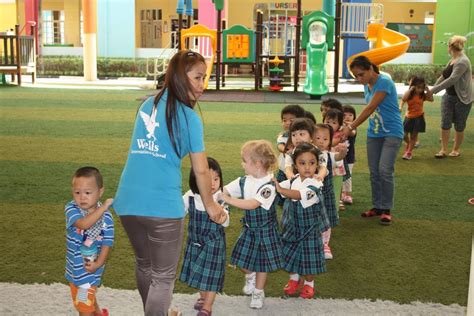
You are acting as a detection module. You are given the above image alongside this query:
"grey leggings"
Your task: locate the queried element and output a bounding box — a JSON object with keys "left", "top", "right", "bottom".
{"left": 367, "top": 136, "right": 402, "bottom": 211}
{"left": 120, "top": 215, "right": 184, "bottom": 316}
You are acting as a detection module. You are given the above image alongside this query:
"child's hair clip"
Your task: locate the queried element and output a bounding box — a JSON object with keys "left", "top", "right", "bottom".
{"left": 186, "top": 51, "right": 196, "bottom": 56}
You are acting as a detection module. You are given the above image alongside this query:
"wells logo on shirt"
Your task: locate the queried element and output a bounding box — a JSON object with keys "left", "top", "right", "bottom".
{"left": 136, "top": 109, "right": 160, "bottom": 152}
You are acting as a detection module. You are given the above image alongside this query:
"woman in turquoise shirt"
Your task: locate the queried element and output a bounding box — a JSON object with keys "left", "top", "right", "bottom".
{"left": 114, "top": 51, "right": 227, "bottom": 316}
{"left": 342, "top": 56, "right": 403, "bottom": 226}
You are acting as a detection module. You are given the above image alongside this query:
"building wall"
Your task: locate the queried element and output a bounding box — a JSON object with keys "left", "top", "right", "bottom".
{"left": 63, "top": 0, "right": 81, "bottom": 46}
{"left": 98, "top": 0, "right": 135, "bottom": 57}
{"left": 433, "top": 0, "right": 473, "bottom": 64}
{"left": 374, "top": 0, "right": 436, "bottom": 24}
{"left": 0, "top": 0, "right": 17, "bottom": 33}
{"left": 135, "top": 0, "right": 196, "bottom": 49}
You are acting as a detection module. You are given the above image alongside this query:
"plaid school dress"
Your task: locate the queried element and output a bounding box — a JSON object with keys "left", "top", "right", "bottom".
{"left": 179, "top": 195, "right": 227, "bottom": 292}
{"left": 230, "top": 177, "right": 284, "bottom": 272}
{"left": 281, "top": 177, "right": 328, "bottom": 275}
{"left": 322, "top": 152, "right": 339, "bottom": 227}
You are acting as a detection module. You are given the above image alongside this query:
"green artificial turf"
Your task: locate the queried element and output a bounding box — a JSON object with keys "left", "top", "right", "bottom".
{"left": 0, "top": 87, "right": 472, "bottom": 306}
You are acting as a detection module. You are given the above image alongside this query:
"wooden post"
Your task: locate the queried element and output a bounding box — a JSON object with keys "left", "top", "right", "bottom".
{"left": 15, "top": 24, "right": 21, "bottom": 86}
{"left": 294, "top": 0, "right": 302, "bottom": 92}
{"left": 30, "top": 24, "right": 36, "bottom": 83}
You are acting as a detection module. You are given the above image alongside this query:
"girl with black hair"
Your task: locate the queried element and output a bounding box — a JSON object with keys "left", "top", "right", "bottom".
{"left": 180, "top": 157, "right": 229, "bottom": 316}
{"left": 399, "top": 76, "right": 433, "bottom": 160}
{"left": 274, "top": 142, "right": 329, "bottom": 299}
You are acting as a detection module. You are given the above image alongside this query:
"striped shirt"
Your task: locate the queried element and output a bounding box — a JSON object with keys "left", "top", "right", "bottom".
{"left": 65, "top": 200, "right": 114, "bottom": 286}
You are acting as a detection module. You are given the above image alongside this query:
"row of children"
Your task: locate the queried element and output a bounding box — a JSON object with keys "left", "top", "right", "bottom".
{"left": 63, "top": 99, "right": 360, "bottom": 316}
{"left": 179, "top": 100, "right": 361, "bottom": 314}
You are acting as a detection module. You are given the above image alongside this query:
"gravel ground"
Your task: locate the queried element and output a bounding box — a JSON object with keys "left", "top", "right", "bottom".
{"left": 0, "top": 282, "right": 465, "bottom": 315}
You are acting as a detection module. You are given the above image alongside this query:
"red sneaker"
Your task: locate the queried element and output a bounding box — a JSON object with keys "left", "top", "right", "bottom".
{"left": 299, "top": 285, "right": 315, "bottom": 299}
{"left": 283, "top": 279, "right": 302, "bottom": 296}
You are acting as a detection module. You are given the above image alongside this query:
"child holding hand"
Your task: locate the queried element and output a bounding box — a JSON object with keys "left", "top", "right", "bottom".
{"left": 274, "top": 143, "right": 330, "bottom": 299}
{"left": 313, "top": 124, "right": 346, "bottom": 259}
{"left": 284, "top": 118, "right": 327, "bottom": 182}
{"left": 180, "top": 157, "right": 229, "bottom": 316}
{"left": 323, "top": 109, "right": 349, "bottom": 211}
{"left": 342, "top": 105, "right": 358, "bottom": 205}
{"left": 65, "top": 167, "right": 114, "bottom": 316}
{"left": 276, "top": 104, "right": 305, "bottom": 182}
{"left": 222, "top": 140, "right": 283, "bottom": 310}
{"left": 399, "top": 76, "right": 433, "bottom": 160}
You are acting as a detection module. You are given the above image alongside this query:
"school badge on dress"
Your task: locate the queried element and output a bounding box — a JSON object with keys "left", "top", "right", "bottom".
{"left": 260, "top": 187, "right": 272, "bottom": 199}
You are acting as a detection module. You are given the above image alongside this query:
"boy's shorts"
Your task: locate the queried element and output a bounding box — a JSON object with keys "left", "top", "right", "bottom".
{"left": 69, "top": 283, "right": 97, "bottom": 313}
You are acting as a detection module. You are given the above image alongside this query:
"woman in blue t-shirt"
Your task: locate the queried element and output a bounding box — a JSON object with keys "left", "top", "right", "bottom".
{"left": 342, "top": 56, "right": 403, "bottom": 226}
{"left": 114, "top": 50, "right": 227, "bottom": 316}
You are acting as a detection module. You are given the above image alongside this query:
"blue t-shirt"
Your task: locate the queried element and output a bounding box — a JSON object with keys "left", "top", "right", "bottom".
{"left": 364, "top": 74, "right": 404, "bottom": 139}
{"left": 113, "top": 91, "right": 205, "bottom": 218}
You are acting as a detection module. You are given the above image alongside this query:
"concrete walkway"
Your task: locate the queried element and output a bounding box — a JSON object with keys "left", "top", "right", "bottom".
{"left": 9, "top": 76, "right": 414, "bottom": 105}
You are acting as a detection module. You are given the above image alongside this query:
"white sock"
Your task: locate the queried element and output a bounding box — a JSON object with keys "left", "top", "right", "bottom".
{"left": 253, "top": 288, "right": 264, "bottom": 294}
{"left": 289, "top": 273, "right": 300, "bottom": 281}
{"left": 246, "top": 272, "right": 256, "bottom": 279}
{"left": 304, "top": 280, "right": 314, "bottom": 288}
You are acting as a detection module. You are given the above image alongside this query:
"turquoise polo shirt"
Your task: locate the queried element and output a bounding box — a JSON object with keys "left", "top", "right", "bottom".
{"left": 114, "top": 91, "right": 205, "bottom": 218}
{"left": 364, "top": 73, "right": 404, "bottom": 139}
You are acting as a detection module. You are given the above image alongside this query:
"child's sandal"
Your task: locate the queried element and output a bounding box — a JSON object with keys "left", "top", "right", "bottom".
{"left": 197, "top": 308, "right": 212, "bottom": 316}
{"left": 194, "top": 298, "right": 205, "bottom": 311}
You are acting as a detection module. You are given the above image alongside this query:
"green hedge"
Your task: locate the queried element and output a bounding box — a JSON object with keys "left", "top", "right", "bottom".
{"left": 38, "top": 56, "right": 452, "bottom": 84}
{"left": 380, "top": 64, "right": 446, "bottom": 85}
{"left": 37, "top": 56, "right": 149, "bottom": 78}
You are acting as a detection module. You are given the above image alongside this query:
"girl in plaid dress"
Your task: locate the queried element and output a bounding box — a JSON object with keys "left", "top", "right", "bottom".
{"left": 180, "top": 157, "right": 229, "bottom": 316}
{"left": 284, "top": 118, "right": 327, "bottom": 182}
{"left": 222, "top": 140, "right": 282, "bottom": 310}
{"left": 314, "top": 124, "right": 347, "bottom": 260}
{"left": 274, "top": 143, "right": 330, "bottom": 299}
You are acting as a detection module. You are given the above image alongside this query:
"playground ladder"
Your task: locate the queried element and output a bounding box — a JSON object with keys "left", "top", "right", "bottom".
{"left": 341, "top": 3, "right": 383, "bottom": 36}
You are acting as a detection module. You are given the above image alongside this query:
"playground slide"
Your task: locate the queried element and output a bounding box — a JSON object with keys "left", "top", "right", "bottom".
{"left": 181, "top": 24, "right": 217, "bottom": 89}
{"left": 346, "top": 23, "right": 410, "bottom": 72}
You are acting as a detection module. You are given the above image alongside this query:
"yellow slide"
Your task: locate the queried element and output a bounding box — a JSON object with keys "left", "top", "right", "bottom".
{"left": 347, "top": 23, "right": 410, "bottom": 72}
{"left": 181, "top": 24, "right": 217, "bottom": 89}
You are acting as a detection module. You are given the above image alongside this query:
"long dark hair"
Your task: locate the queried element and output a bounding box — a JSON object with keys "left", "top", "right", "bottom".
{"left": 407, "top": 76, "right": 427, "bottom": 100}
{"left": 349, "top": 55, "right": 380, "bottom": 74}
{"left": 153, "top": 50, "right": 206, "bottom": 157}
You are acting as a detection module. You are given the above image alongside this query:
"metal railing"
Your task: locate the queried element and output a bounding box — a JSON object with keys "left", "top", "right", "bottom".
{"left": 341, "top": 3, "right": 384, "bottom": 36}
